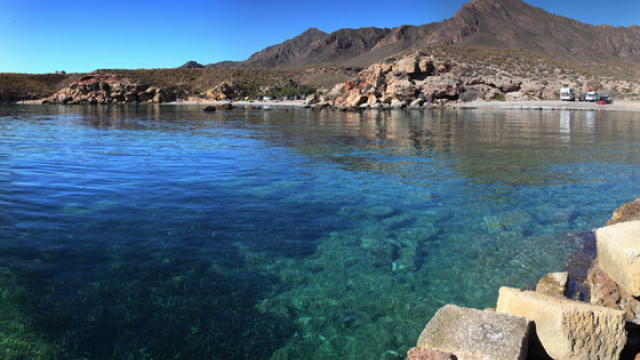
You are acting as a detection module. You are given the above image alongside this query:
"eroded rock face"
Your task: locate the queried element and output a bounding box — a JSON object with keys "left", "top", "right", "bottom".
{"left": 416, "top": 304, "right": 530, "bottom": 360}
{"left": 587, "top": 261, "right": 640, "bottom": 324}
{"left": 329, "top": 51, "right": 564, "bottom": 109}
{"left": 43, "top": 74, "right": 176, "bottom": 105}
{"left": 404, "top": 347, "right": 456, "bottom": 360}
{"left": 596, "top": 220, "right": 640, "bottom": 297}
{"left": 497, "top": 287, "right": 626, "bottom": 360}
{"left": 607, "top": 196, "right": 640, "bottom": 226}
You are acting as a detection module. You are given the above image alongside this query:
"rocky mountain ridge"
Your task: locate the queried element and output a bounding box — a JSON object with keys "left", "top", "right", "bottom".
{"left": 190, "top": 0, "right": 640, "bottom": 79}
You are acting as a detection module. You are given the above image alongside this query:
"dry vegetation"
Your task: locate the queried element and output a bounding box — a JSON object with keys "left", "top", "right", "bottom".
{"left": 0, "top": 73, "right": 82, "bottom": 100}
{"left": 2, "top": 45, "right": 639, "bottom": 102}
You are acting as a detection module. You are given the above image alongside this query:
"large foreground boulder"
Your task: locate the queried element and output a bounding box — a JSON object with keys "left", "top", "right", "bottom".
{"left": 415, "top": 304, "right": 530, "bottom": 360}
{"left": 596, "top": 220, "right": 640, "bottom": 297}
{"left": 497, "top": 287, "right": 626, "bottom": 360}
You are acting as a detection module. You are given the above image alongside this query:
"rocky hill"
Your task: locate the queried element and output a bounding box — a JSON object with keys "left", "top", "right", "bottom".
{"left": 309, "top": 46, "right": 640, "bottom": 109}
{"left": 0, "top": 73, "right": 80, "bottom": 102}
{"left": 200, "top": 0, "right": 640, "bottom": 78}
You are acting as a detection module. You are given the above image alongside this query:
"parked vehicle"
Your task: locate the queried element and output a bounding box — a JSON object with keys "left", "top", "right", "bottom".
{"left": 560, "top": 88, "right": 577, "bottom": 101}
{"left": 585, "top": 91, "right": 599, "bottom": 102}
{"left": 599, "top": 93, "right": 613, "bottom": 104}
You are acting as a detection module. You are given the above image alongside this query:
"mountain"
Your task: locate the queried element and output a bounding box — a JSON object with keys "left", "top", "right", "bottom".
{"left": 202, "top": 0, "right": 640, "bottom": 77}
{"left": 179, "top": 61, "right": 205, "bottom": 69}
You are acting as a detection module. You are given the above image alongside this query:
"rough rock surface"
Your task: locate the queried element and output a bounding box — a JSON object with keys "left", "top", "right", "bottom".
{"left": 588, "top": 261, "right": 640, "bottom": 324}
{"left": 496, "top": 287, "right": 626, "bottom": 360}
{"left": 607, "top": 196, "right": 640, "bottom": 226}
{"left": 310, "top": 49, "right": 640, "bottom": 110}
{"left": 404, "top": 347, "right": 456, "bottom": 360}
{"left": 596, "top": 220, "right": 640, "bottom": 297}
{"left": 42, "top": 74, "right": 176, "bottom": 105}
{"left": 416, "top": 304, "right": 530, "bottom": 360}
{"left": 536, "top": 272, "right": 568, "bottom": 298}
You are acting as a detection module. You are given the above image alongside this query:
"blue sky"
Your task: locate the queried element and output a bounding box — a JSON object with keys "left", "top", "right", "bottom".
{"left": 1, "top": 0, "right": 638, "bottom": 73}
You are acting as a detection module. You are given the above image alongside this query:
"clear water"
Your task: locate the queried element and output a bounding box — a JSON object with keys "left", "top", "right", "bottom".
{"left": 1, "top": 105, "right": 639, "bottom": 359}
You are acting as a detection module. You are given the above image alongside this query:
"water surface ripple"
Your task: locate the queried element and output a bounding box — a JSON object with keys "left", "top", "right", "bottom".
{"left": 1, "top": 105, "right": 639, "bottom": 359}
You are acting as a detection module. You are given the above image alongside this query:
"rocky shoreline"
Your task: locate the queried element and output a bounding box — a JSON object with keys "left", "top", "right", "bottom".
{"left": 8, "top": 49, "right": 639, "bottom": 111}
{"left": 404, "top": 196, "right": 640, "bottom": 360}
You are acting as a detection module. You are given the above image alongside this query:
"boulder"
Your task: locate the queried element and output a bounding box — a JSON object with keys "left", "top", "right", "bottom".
{"left": 397, "top": 57, "right": 419, "bottom": 74}
{"left": 505, "top": 91, "right": 527, "bottom": 101}
{"left": 418, "top": 79, "right": 459, "bottom": 99}
{"left": 386, "top": 78, "right": 417, "bottom": 99}
{"left": 124, "top": 91, "right": 138, "bottom": 102}
{"left": 409, "top": 98, "right": 425, "bottom": 108}
{"left": 404, "top": 347, "right": 455, "bottom": 360}
{"left": 344, "top": 92, "right": 368, "bottom": 108}
{"left": 390, "top": 99, "right": 404, "bottom": 109}
{"left": 520, "top": 82, "right": 545, "bottom": 97}
{"left": 541, "top": 88, "right": 558, "bottom": 100}
{"left": 596, "top": 220, "right": 640, "bottom": 296}
{"left": 416, "top": 304, "right": 530, "bottom": 360}
{"left": 587, "top": 261, "right": 640, "bottom": 324}
{"left": 606, "top": 195, "right": 640, "bottom": 226}
{"left": 418, "top": 59, "right": 435, "bottom": 75}
{"left": 536, "top": 272, "right": 568, "bottom": 298}
{"left": 137, "top": 91, "right": 154, "bottom": 102}
{"left": 497, "top": 287, "right": 626, "bottom": 360}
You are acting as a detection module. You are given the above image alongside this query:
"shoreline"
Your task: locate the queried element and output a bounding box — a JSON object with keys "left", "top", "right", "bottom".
{"left": 14, "top": 99, "right": 640, "bottom": 112}
{"left": 452, "top": 99, "right": 640, "bottom": 111}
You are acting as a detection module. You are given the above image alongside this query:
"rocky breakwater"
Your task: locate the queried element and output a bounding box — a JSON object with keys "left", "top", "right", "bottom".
{"left": 42, "top": 73, "right": 176, "bottom": 105}
{"left": 406, "top": 196, "right": 640, "bottom": 360}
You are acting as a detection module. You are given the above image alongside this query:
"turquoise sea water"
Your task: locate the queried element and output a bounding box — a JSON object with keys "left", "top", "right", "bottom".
{"left": 1, "top": 105, "right": 639, "bottom": 359}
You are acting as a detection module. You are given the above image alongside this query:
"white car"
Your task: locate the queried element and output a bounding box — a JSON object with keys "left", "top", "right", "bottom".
{"left": 585, "top": 91, "right": 599, "bottom": 102}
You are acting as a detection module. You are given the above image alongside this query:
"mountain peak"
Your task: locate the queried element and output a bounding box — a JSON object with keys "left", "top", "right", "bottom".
{"left": 196, "top": 0, "right": 640, "bottom": 77}
{"left": 301, "top": 27, "right": 327, "bottom": 37}
{"left": 179, "top": 61, "right": 205, "bottom": 69}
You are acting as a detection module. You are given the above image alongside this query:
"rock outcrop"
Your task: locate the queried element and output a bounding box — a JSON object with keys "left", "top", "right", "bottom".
{"left": 496, "top": 287, "right": 626, "bottom": 360}
{"left": 588, "top": 262, "right": 640, "bottom": 325}
{"left": 42, "top": 73, "right": 176, "bottom": 105}
{"left": 310, "top": 50, "right": 640, "bottom": 110}
{"left": 414, "top": 304, "right": 530, "bottom": 360}
{"left": 607, "top": 195, "right": 640, "bottom": 226}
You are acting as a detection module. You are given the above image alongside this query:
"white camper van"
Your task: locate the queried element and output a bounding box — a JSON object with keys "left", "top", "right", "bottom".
{"left": 560, "top": 88, "right": 576, "bottom": 101}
